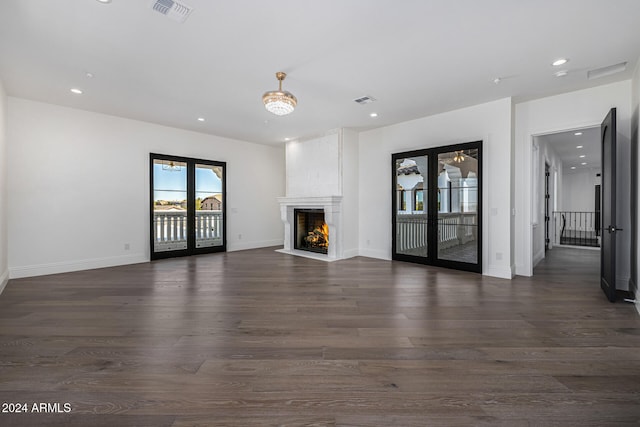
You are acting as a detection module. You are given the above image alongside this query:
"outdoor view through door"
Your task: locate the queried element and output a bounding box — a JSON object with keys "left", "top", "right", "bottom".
{"left": 393, "top": 141, "right": 482, "bottom": 273}
{"left": 150, "top": 154, "right": 226, "bottom": 260}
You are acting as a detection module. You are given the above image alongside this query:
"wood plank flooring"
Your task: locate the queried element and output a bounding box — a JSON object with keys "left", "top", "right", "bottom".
{"left": 0, "top": 247, "right": 639, "bottom": 426}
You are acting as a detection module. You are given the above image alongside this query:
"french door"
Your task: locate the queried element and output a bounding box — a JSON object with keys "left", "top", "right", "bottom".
{"left": 150, "top": 153, "right": 226, "bottom": 260}
{"left": 392, "top": 141, "right": 482, "bottom": 273}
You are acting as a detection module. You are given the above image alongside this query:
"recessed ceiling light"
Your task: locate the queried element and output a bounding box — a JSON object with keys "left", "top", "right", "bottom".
{"left": 370, "top": 112, "right": 378, "bottom": 118}
{"left": 574, "top": 132, "right": 582, "bottom": 136}
{"left": 554, "top": 70, "right": 568, "bottom": 77}
{"left": 96, "top": 0, "right": 112, "bottom": 3}
{"left": 579, "top": 155, "right": 586, "bottom": 158}
{"left": 571, "top": 166, "right": 576, "bottom": 170}
{"left": 284, "top": 138, "right": 291, "bottom": 141}
{"left": 581, "top": 162, "right": 587, "bottom": 165}
{"left": 70, "top": 88, "right": 83, "bottom": 95}
{"left": 493, "top": 77, "right": 501, "bottom": 84}
{"left": 85, "top": 72, "right": 94, "bottom": 79}
{"left": 576, "top": 145, "right": 583, "bottom": 149}
{"left": 552, "top": 58, "right": 568, "bottom": 66}
{"left": 197, "top": 117, "right": 205, "bottom": 122}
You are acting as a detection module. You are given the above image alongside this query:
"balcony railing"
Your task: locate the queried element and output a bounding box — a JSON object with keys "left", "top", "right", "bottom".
{"left": 396, "top": 212, "right": 477, "bottom": 253}
{"left": 153, "top": 210, "right": 223, "bottom": 252}
{"left": 552, "top": 211, "right": 599, "bottom": 248}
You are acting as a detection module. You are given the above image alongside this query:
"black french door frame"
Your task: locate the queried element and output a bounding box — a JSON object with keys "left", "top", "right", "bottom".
{"left": 150, "top": 153, "right": 227, "bottom": 260}
{"left": 392, "top": 141, "right": 482, "bottom": 273}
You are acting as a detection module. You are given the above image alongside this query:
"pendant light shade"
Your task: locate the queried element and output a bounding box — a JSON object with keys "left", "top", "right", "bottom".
{"left": 453, "top": 151, "right": 465, "bottom": 163}
{"left": 263, "top": 72, "right": 297, "bottom": 116}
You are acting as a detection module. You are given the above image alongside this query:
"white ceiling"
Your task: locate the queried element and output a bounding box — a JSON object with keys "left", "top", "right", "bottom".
{"left": 538, "top": 126, "right": 601, "bottom": 173}
{"left": 1, "top": 0, "right": 639, "bottom": 146}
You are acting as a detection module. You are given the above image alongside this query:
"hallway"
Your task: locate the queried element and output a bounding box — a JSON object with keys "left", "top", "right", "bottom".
{"left": 532, "top": 246, "right": 600, "bottom": 285}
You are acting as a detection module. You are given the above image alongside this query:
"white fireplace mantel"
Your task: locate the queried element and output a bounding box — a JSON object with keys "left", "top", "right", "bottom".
{"left": 277, "top": 196, "right": 343, "bottom": 261}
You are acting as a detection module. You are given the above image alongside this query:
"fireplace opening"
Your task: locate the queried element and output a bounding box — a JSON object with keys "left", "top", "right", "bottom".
{"left": 294, "top": 209, "right": 329, "bottom": 254}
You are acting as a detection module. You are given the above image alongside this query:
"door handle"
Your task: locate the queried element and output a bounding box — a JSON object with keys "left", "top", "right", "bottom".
{"left": 608, "top": 225, "right": 623, "bottom": 233}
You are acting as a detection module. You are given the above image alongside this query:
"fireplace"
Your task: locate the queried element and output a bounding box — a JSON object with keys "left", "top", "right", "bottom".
{"left": 277, "top": 195, "right": 343, "bottom": 261}
{"left": 294, "top": 209, "right": 329, "bottom": 254}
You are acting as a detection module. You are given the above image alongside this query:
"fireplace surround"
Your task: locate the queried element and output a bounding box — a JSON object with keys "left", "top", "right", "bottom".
{"left": 277, "top": 196, "right": 343, "bottom": 261}
{"left": 277, "top": 130, "right": 358, "bottom": 262}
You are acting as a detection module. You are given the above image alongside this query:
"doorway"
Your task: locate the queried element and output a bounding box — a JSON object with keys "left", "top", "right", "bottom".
{"left": 150, "top": 153, "right": 226, "bottom": 260}
{"left": 392, "top": 141, "right": 482, "bottom": 273}
{"left": 532, "top": 127, "right": 601, "bottom": 263}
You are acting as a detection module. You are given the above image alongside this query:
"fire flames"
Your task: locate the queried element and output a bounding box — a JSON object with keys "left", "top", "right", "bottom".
{"left": 304, "top": 222, "right": 329, "bottom": 248}
{"left": 320, "top": 222, "right": 329, "bottom": 246}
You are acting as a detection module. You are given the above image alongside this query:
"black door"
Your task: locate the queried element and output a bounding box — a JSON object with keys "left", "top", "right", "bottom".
{"left": 150, "top": 154, "right": 226, "bottom": 260}
{"left": 392, "top": 141, "right": 482, "bottom": 273}
{"left": 545, "top": 163, "right": 550, "bottom": 251}
{"left": 600, "top": 108, "right": 618, "bottom": 302}
{"left": 595, "top": 184, "right": 601, "bottom": 238}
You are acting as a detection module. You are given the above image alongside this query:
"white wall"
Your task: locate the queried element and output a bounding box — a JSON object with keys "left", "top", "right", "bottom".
{"left": 286, "top": 131, "right": 341, "bottom": 198}
{"left": 342, "top": 128, "right": 359, "bottom": 258}
{"left": 562, "top": 169, "right": 600, "bottom": 212}
{"left": 358, "top": 98, "right": 514, "bottom": 279}
{"left": 0, "top": 77, "right": 7, "bottom": 293}
{"left": 7, "top": 98, "right": 285, "bottom": 278}
{"left": 515, "top": 81, "right": 632, "bottom": 290}
{"left": 631, "top": 59, "right": 640, "bottom": 312}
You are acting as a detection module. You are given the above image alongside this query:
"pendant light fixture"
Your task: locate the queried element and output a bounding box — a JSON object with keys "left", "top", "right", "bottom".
{"left": 162, "top": 160, "right": 183, "bottom": 172}
{"left": 453, "top": 151, "right": 465, "bottom": 163}
{"left": 263, "top": 72, "right": 297, "bottom": 116}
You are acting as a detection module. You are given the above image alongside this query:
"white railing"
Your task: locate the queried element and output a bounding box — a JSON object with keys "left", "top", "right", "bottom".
{"left": 396, "top": 212, "right": 477, "bottom": 253}
{"left": 153, "top": 210, "right": 223, "bottom": 252}
{"left": 396, "top": 214, "right": 428, "bottom": 251}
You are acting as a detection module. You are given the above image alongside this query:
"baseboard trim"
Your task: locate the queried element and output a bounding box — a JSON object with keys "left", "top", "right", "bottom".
{"left": 514, "top": 263, "right": 532, "bottom": 277}
{"left": 357, "top": 248, "right": 391, "bottom": 260}
{"left": 9, "top": 254, "right": 148, "bottom": 279}
{"left": 342, "top": 248, "right": 359, "bottom": 259}
{"left": 485, "top": 264, "right": 515, "bottom": 280}
{"left": 0, "top": 269, "right": 8, "bottom": 295}
{"left": 533, "top": 249, "right": 545, "bottom": 268}
{"left": 228, "top": 239, "right": 283, "bottom": 252}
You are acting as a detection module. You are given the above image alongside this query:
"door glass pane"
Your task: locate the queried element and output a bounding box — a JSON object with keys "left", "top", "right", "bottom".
{"left": 395, "top": 156, "right": 428, "bottom": 257}
{"left": 153, "top": 159, "right": 188, "bottom": 252}
{"left": 437, "top": 149, "right": 478, "bottom": 263}
{"left": 195, "top": 164, "right": 224, "bottom": 248}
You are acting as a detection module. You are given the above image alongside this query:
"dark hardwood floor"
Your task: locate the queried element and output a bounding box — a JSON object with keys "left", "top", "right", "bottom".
{"left": 0, "top": 247, "right": 639, "bottom": 426}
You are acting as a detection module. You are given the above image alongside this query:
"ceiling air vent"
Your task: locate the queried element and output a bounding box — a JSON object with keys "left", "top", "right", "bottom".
{"left": 587, "top": 62, "right": 627, "bottom": 80}
{"left": 353, "top": 95, "right": 376, "bottom": 105}
{"left": 151, "top": 0, "right": 193, "bottom": 23}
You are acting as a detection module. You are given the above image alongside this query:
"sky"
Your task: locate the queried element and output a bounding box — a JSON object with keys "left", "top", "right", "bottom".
{"left": 153, "top": 163, "right": 222, "bottom": 202}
